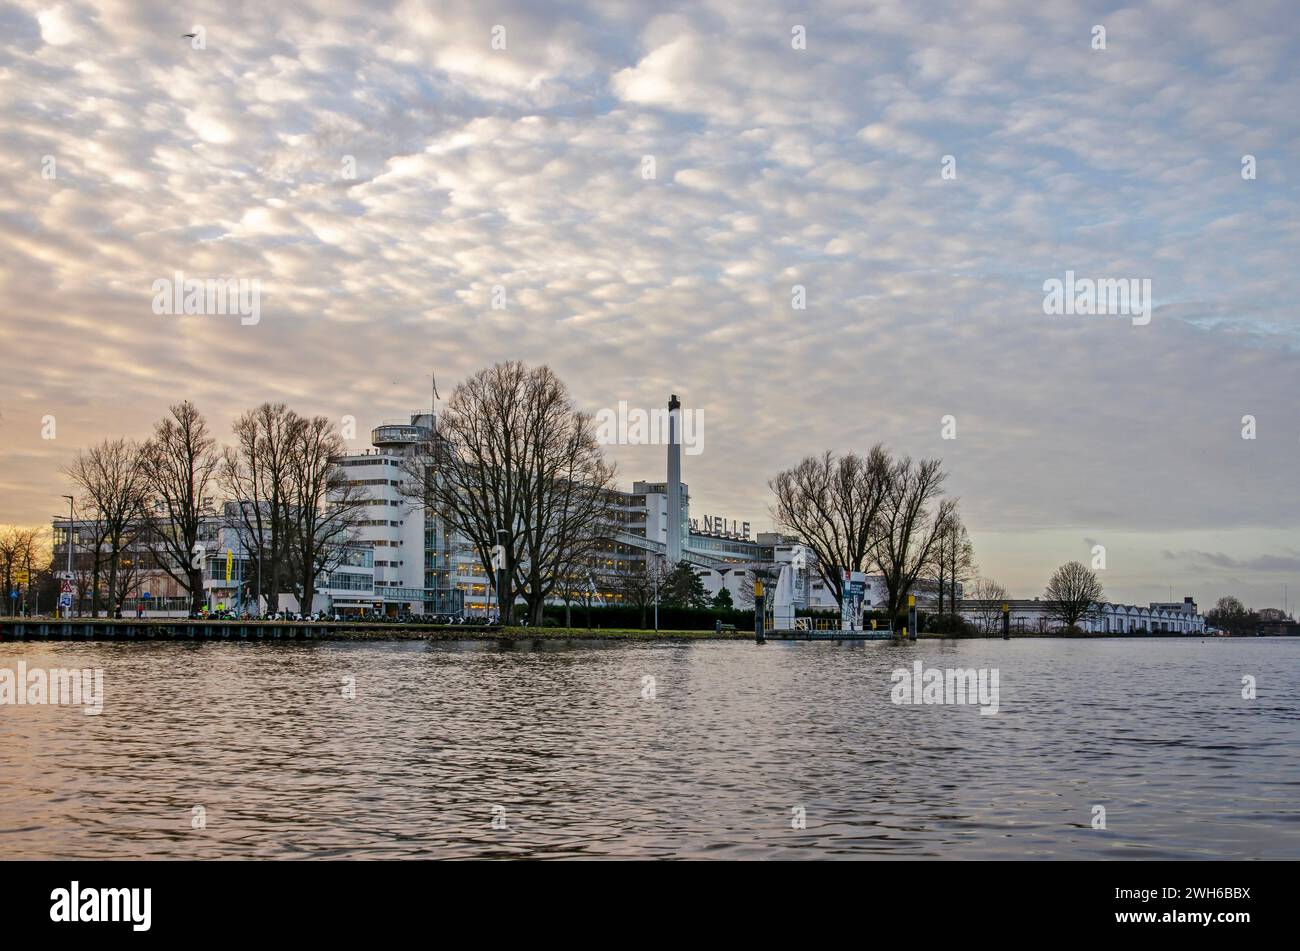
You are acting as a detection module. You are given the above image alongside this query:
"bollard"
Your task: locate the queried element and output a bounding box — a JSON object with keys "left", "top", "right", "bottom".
{"left": 1002, "top": 603, "right": 1011, "bottom": 640}
{"left": 907, "top": 594, "right": 917, "bottom": 641}
{"left": 754, "top": 579, "right": 766, "bottom": 644}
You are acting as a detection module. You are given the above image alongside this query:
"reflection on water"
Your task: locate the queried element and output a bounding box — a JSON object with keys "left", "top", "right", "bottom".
{"left": 1, "top": 638, "right": 1297, "bottom": 859}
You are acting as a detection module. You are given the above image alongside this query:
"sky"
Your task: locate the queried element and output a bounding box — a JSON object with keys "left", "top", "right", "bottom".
{"left": 0, "top": 0, "right": 1297, "bottom": 609}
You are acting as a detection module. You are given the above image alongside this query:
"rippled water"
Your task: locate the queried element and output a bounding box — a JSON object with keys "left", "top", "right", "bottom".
{"left": 1, "top": 637, "right": 1297, "bottom": 859}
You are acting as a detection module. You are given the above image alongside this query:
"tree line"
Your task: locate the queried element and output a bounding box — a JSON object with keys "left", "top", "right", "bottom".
{"left": 33, "top": 359, "right": 1240, "bottom": 633}
{"left": 0, "top": 526, "right": 51, "bottom": 616}
{"left": 42, "top": 361, "right": 981, "bottom": 624}
{"left": 61, "top": 401, "right": 365, "bottom": 616}
{"left": 1205, "top": 596, "right": 1290, "bottom": 635}
{"left": 767, "top": 447, "right": 982, "bottom": 618}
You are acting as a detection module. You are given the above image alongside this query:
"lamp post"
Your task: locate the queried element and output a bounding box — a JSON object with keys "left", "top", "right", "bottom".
{"left": 653, "top": 558, "right": 659, "bottom": 633}
{"left": 61, "top": 494, "right": 74, "bottom": 618}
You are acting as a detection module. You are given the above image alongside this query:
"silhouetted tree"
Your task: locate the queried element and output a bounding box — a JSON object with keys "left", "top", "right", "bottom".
{"left": 1044, "top": 561, "right": 1104, "bottom": 630}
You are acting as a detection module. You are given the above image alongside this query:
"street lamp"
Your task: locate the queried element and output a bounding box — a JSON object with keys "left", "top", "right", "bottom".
{"left": 652, "top": 555, "right": 660, "bottom": 632}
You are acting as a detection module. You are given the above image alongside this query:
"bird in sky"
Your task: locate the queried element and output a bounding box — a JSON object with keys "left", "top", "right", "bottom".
{"left": 182, "top": 33, "right": 198, "bottom": 39}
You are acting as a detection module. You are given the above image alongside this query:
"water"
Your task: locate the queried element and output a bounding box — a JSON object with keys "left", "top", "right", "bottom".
{"left": 1, "top": 637, "right": 1297, "bottom": 859}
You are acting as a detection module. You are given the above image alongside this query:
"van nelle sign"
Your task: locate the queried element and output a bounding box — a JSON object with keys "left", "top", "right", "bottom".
{"left": 690, "top": 516, "right": 751, "bottom": 540}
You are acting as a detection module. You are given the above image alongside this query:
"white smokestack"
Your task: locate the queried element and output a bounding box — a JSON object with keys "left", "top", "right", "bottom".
{"left": 666, "top": 393, "right": 682, "bottom": 563}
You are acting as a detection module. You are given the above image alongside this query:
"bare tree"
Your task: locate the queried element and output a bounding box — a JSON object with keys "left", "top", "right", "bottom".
{"left": 0, "top": 528, "right": 24, "bottom": 615}
{"left": 1044, "top": 561, "right": 1104, "bottom": 630}
{"left": 873, "top": 456, "right": 957, "bottom": 617}
{"left": 64, "top": 498, "right": 110, "bottom": 616}
{"left": 0, "top": 526, "right": 47, "bottom": 616}
{"left": 111, "top": 547, "right": 146, "bottom": 614}
{"left": 930, "top": 509, "right": 975, "bottom": 616}
{"left": 967, "top": 577, "right": 1010, "bottom": 633}
{"left": 221, "top": 404, "right": 300, "bottom": 613}
{"left": 65, "top": 439, "right": 150, "bottom": 616}
{"left": 515, "top": 368, "right": 617, "bottom": 623}
{"left": 734, "top": 565, "right": 770, "bottom": 610}
{"left": 23, "top": 528, "right": 55, "bottom": 616}
{"left": 769, "top": 447, "right": 893, "bottom": 611}
{"left": 400, "top": 362, "right": 616, "bottom": 626}
{"left": 554, "top": 545, "right": 621, "bottom": 628}
{"left": 610, "top": 557, "right": 675, "bottom": 627}
{"left": 284, "top": 415, "right": 367, "bottom": 614}
{"left": 141, "top": 401, "right": 219, "bottom": 614}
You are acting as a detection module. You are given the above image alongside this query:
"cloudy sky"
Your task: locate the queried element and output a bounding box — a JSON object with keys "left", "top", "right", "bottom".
{"left": 0, "top": 0, "right": 1297, "bottom": 608}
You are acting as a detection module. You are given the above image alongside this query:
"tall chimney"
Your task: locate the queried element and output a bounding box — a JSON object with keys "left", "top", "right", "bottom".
{"left": 666, "top": 393, "right": 682, "bottom": 563}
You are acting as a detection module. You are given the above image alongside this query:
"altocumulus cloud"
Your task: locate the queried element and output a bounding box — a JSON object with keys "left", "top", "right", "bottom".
{"left": 0, "top": 0, "right": 1297, "bottom": 605}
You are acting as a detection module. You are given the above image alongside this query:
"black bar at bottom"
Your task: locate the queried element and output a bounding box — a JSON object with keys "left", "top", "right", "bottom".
{"left": 0, "top": 859, "right": 1280, "bottom": 939}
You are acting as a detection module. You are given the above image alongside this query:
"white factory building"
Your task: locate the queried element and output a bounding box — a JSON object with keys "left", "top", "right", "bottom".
{"left": 959, "top": 596, "right": 1205, "bottom": 635}
{"left": 49, "top": 393, "right": 1207, "bottom": 627}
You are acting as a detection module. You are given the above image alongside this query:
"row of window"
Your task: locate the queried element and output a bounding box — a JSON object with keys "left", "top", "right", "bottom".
{"left": 327, "top": 572, "right": 373, "bottom": 591}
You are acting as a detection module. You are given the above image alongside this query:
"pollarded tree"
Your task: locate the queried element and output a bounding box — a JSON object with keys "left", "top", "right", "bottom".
{"left": 1044, "top": 561, "right": 1104, "bottom": 630}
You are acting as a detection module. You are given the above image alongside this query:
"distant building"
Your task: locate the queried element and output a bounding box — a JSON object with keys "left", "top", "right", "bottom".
{"left": 958, "top": 597, "right": 1205, "bottom": 634}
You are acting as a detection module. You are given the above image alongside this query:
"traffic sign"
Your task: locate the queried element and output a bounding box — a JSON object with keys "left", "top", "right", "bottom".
{"left": 58, "top": 593, "right": 72, "bottom": 608}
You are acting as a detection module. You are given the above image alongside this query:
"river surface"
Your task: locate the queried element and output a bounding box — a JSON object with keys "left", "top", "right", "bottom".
{"left": 1, "top": 637, "right": 1297, "bottom": 859}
